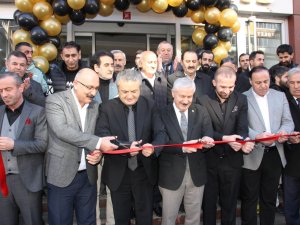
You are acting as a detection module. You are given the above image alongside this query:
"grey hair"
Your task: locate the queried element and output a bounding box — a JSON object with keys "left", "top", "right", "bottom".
{"left": 116, "top": 69, "right": 142, "bottom": 86}
{"left": 172, "top": 77, "right": 195, "bottom": 92}
{"left": 287, "top": 67, "right": 300, "bottom": 78}
{"left": 111, "top": 50, "right": 126, "bottom": 60}
{"left": 0, "top": 72, "right": 23, "bottom": 85}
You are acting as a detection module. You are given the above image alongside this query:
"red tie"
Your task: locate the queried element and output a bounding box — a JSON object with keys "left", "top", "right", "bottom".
{"left": 0, "top": 153, "right": 9, "bottom": 197}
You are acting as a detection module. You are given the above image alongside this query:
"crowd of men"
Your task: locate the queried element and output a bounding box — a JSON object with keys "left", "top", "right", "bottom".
{"left": 0, "top": 40, "right": 299, "bottom": 225}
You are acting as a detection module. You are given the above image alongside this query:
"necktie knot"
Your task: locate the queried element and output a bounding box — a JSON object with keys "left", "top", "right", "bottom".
{"left": 297, "top": 98, "right": 300, "bottom": 108}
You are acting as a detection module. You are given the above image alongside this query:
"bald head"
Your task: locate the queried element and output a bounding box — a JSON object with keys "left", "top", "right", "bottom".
{"left": 139, "top": 51, "right": 158, "bottom": 77}
{"left": 73, "top": 68, "right": 99, "bottom": 106}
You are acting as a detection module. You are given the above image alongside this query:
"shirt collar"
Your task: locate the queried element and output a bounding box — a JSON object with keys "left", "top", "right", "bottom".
{"left": 5, "top": 100, "right": 25, "bottom": 113}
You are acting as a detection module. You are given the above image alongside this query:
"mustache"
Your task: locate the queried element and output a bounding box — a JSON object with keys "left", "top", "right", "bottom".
{"left": 188, "top": 66, "right": 195, "bottom": 70}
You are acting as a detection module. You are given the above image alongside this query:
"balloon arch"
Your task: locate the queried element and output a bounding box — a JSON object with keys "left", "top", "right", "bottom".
{"left": 12, "top": 0, "right": 240, "bottom": 73}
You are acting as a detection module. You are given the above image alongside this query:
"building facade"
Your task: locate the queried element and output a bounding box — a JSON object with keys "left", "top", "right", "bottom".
{"left": 0, "top": 0, "right": 298, "bottom": 68}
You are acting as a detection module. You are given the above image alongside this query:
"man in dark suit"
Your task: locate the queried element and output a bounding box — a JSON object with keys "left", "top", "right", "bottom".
{"left": 1, "top": 51, "right": 45, "bottom": 107}
{"left": 139, "top": 50, "right": 167, "bottom": 109}
{"left": 0, "top": 72, "right": 47, "bottom": 225}
{"left": 167, "top": 50, "right": 213, "bottom": 103}
{"left": 45, "top": 68, "right": 118, "bottom": 225}
{"left": 95, "top": 69, "right": 167, "bottom": 225}
{"left": 283, "top": 68, "right": 300, "bottom": 225}
{"left": 197, "top": 66, "right": 254, "bottom": 225}
{"left": 241, "top": 66, "right": 294, "bottom": 225}
{"left": 159, "top": 77, "right": 214, "bottom": 225}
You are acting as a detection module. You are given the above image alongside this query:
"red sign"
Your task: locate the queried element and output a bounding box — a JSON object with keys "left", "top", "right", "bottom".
{"left": 123, "top": 11, "right": 131, "bottom": 20}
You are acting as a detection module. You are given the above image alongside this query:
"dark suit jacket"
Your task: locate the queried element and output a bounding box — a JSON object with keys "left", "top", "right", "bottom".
{"left": 284, "top": 91, "right": 300, "bottom": 177}
{"left": 167, "top": 71, "right": 213, "bottom": 104}
{"left": 0, "top": 101, "right": 47, "bottom": 192}
{"left": 235, "top": 71, "right": 251, "bottom": 93}
{"left": 197, "top": 91, "right": 249, "bottom": 169}
{"left": 159, "top": 104, "right": 213, "bottom": 190}
{"left": 140, "top": 72, "right": 167, "bottom": 109}
{"left": 95, "top": 96, "right": 167, "bottom": 191}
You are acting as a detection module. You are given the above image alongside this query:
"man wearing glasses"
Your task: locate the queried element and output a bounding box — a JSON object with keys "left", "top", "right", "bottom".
{"left": 45, "top": 68, "right": 118, "bottom": 225}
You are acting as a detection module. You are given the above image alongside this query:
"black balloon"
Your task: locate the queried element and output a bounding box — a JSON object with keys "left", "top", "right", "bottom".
{"left": 203, "top": 34, "right": 218, "bottom": 50}
{"left": 217, "top": 27, "right": 233, "bottom": 42}
{"left": 186, "top": 0, "right": 200, "bottom": 11}
{"left": 216, "top": 0, "right": 230, "bottom": 10}
{"left": 13, "top": 10, "right": 22, "bottom": 24}
{"left": 202, "top": 0, "right": 218, "bottom": 7}
{"left": 48, "top": 36, "right": 61, "bottom": 48}
{"left": 84, "top": 0, "right": 99, "bottom": 15}
{"left": 31, "top": 26, "right": 48, "bottom": 45}
{"left": 172, "top": 3, "right": 188, "bottom": 17}
{"left": 205, "top": 22, "right": 220, "bottom": 34}
{"left": 18, "top": 13, "right": 39, "bottom": 31}
{"left": 131, "top": 0, "right": 142, "bottom": 5}
{"left": 52, "top": 0, "right": 71, "bottom": 16}
{"left": 114, "top": 0, "right": 130, "bottom": 11}
{"left": 69, "top": 9, "right": 86, "bottom": 26}
{"left": 229, "top": 3, "right": 238, "bottom": 12}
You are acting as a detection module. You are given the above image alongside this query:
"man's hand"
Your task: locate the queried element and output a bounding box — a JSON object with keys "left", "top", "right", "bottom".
{"left": 87, "top": 150, "right": 102, "bottom": 165}
{"left": 241, "top": 138, "right": 254, "bottom": 153}
{"left": 288, "top": 132, "right": 300, "bottom": 144}
{"left": 182, "top": 140, "right": 198, "bottom": 153}
{"left": 0, "top": 137, "right": 14, "bottom": 151}
{"left": 142, "top": 143, "right": 154, "bottom": 157}
{"left": 157, "top": 54, "right": 163, "bottom": 72}
{"left": 255, "top": 132, "right": 275, "bottom": 146}
{"left": 130, "top": 140, "right": 142, "bottom": 156}
{"left": 23, "top": 77, "right": 31, "bottom": 90}
{"left": 277, "top": 130, "right": 288, "bottom": 143}
{"left": 100, "top": 136, "right": 118, "bottom": 152}
{"left": 201, "top": 136, "right": 215, "bottom": 148}
{"left": 222, "top": 135, "right": 243, "bottom": 151}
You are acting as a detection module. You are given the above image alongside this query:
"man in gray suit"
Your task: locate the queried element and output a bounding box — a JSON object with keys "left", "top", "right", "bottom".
{"left": 45, "top": 68, "right": 118, "bottom": 225}
{"left": 241, "top": 66, "right": 294, "bottom": 225}
{"left": 0, "top": 72, "right": 47, "bottom": 225}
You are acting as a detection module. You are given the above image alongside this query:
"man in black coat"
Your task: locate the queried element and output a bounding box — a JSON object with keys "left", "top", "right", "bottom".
{"left": 95, "top": 69, "right": 167, "bottom": 225}
{"left": 284, "top": 68, "right": 300, "bottom": 225}
{"left": 159, "top": 77, "right": 214, "bottom": 225}
{"left": 197, "top": 66, "right": 254, "bottom": 225}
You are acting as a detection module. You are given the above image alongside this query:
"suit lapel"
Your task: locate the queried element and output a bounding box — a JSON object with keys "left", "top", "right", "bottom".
{"left": 85, "top": 102, "right": 96, "bottom": 133}
{"left": 267, "top": 91, "right": 277, "bottom": 132}
{"left": 16, "top": 101, "right": 31, "bottom": 138}
{"left": 247, "top": 90, "right": 266, "bottom": 129}
{"left": 224, "top": 93, "right": 237, "bottom": 125}
{"left": 114, "top": 100, "right": 128, "bottom": 140}
{"left": 0, "top": 107, "right": 5, "bottom": 131}
{"left": 66, "top": 90, "right": 82, "bottom": 131}
{"left": 208, "top": 97, "right": 224, "bottom": 125}
{"left": 168, "top": 105, "right": 185, "bottom": 141}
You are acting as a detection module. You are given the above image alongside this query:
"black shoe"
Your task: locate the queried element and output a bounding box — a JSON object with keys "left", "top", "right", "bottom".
{"left": 153, "top": 206, "right": 162, "bottom": 217}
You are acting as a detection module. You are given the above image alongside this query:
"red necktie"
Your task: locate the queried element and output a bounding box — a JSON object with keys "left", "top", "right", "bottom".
{"left": 0, "top": 153, "right": 9, "bottom": 197}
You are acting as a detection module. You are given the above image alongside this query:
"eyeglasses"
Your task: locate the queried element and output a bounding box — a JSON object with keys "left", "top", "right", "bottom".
{"left": 76, "top": 80, "right": 98, "bottom": 91}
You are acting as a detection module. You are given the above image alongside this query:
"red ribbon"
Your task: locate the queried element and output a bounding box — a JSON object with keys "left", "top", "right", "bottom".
{"left": 0, "top": 153, "right": 9, "bottom": 197}
{"left": 103, "top": 133, "right": 300, "bottom": 154}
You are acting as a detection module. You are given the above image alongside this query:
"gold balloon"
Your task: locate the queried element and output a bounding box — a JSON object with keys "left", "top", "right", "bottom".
{"left": 219, "top": 8, "right": 238, "bottom": 27}
{"left": 186, "top": 9, "right": 192, "bottom": 17}
{"left": 99, "top": 3, "right": 114, "bottom": 16}
{"left": 192, "top": 28, "right": 207, "bottom": 46}
{"left": 136, "top": 0, "right": 152, "bottom": 12}
{"left": 33, "top": 56, "right": 50, "bottom": 73}
{"left": 40, "top": 17, "right": 62, "bottom": 36}
{"left": 32, "top": 44, "right": 40, "bottom": 57}
{"left": 152, "top": 0, "right": 168, "bottom": 13}
{"left": 191, "top": 8, "right": 205, "bottom": 24}
{"left": 100, "top": 0, "right": 115, "bottom": 5}
{"left": 12, "top": 29, "right": 31, "bottom": 46}
{"left": 204, "top": 7, "right": 220, "bottom": 25}
{"left": 39, "top": 42, "right": 58, "bottom": 61}
{"left": 167, "top": 0, "right": 183, "bottom": 7}
{"left": 29, "top": 0, "right": 46, "bottom": 3}
{"left": 86, "top": 13, "right": 98, "bottom": 19}
{"left": 15, "top": 0, "right": 33, "bottom": 12}
{"left": 218, "top": 41, "right": 231, "bottom": 51}
{"left": 231, "top": 20, "right": 241, "bottom": 33}
{"left": 33, "top": 2, "right": 53, "bottom": 21}
{"left": 54, "top": 14, "right": 70, "bottom": 25}
{"left": 212, "top": 45, "right": 228, "bottom": 65}
{"left": 67, "top": 0, "right": 86, "bottom": 10}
